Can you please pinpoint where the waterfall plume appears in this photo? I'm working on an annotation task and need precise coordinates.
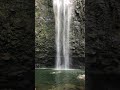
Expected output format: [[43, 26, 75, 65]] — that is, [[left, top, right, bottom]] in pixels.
[[53, 0, 73, 70]]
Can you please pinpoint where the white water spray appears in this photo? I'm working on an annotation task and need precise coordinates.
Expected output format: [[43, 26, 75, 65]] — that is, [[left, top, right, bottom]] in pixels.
[[53, 0, 73, 70]]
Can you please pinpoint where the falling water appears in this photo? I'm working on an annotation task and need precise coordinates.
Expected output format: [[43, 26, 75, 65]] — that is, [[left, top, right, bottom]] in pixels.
[[53, 0, 73, 69]]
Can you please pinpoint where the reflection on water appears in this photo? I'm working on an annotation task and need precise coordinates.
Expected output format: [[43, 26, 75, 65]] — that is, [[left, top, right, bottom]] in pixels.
[[35, 69, 85, 90]]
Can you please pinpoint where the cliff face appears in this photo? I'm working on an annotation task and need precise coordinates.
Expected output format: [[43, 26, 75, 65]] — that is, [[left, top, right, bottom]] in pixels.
[[86, 0, 120, 73], [35, 0, 85, 68], [35, 0, 55, 67], [0, 0, 35, 89], [85, 0, 120, 89]]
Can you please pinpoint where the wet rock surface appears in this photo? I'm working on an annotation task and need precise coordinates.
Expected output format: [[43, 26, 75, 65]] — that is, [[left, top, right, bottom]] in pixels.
[[35, 0, 85, 68]]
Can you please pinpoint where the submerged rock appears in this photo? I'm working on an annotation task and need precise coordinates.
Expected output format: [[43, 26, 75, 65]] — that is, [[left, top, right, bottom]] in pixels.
[[77, 74, 85, 80], [51, 71, 61, 74]]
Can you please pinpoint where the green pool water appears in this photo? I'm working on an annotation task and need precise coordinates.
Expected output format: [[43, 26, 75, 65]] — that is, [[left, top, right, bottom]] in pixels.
[[35, 68, 85, 90]]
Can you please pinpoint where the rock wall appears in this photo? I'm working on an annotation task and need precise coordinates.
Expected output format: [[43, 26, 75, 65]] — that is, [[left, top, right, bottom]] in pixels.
[[86, 0, 120, 73], [35, 0, 85, 68], [85, 0, 120, 90], [0, 0, 34, 89], [35, 0, 55, 67]]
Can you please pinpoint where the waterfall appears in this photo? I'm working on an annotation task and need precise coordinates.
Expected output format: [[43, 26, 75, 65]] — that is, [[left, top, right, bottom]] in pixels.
[[53, 0, 73, 70]]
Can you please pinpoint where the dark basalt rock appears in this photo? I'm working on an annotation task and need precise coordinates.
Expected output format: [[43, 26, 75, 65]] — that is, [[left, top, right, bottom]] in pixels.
[[86, 0, 120, 74], [0, 0, 34, 89]]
